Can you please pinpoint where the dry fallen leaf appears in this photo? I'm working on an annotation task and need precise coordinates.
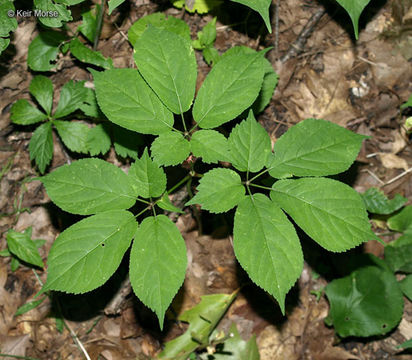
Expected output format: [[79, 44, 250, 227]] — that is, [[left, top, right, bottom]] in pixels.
[[378, 153, 409, 171]]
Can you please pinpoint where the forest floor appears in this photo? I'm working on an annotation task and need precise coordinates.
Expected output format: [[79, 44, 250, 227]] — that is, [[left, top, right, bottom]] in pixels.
[[1, 0, 412, 359]]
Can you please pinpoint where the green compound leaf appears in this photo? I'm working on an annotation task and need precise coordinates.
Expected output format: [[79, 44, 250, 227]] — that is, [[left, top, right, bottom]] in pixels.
[[193, 52, 265, 129], [28, 31, 66, 72], [29, 122, 53, 174], [108, 0, 126, 15], [10, 99, 47, 125], [400, 274, 412, 301], [325, 266, 403, 337], [129, 148, 167, 198], [190, 129, 230, 164], [233, 194, 302, 314], [334, 0, 371, 39], [54, 80, 88, 119], [157, 193, 184, 214], [388, 205, 412, 232], [54, 120, 90, 154], [361, 188, 407, 215], [213, 323, 260, 360], [93, 68, 174, 135], [227, 110, 271, 173], [29, 75, 53, 116], [159, 292, 237, 360], [186, 168, 245, 213], [133, 26, 197, 114], [151, 132, 190, 166], [230, 0, 272, 32], [41, 158, 137, 215], [0, 1, 17, 38], [69, 38, 113, 69], [268, 119, 367, 179], [384, 232, 412, 273], [112, 125, 144, 159], [86, 124, 111, 156], [44, 210, 137, 293], [128, 13, 191, 47], [271, 178, 374, 252], [6, 229, 44, 268], [78, 5, 99, 43], [15, 297, 47, 317], [33, 0, 72, 28], [129, 215, 187, 330]]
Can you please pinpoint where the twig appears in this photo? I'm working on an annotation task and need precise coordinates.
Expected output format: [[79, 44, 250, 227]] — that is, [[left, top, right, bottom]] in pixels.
[[361, 169, 385, 185], [280, 7, 326, 63], [383, 167, 412, 186], [104, 276, 132, 316], [64, 321, 92, 360], [93, 0, 105, 51]]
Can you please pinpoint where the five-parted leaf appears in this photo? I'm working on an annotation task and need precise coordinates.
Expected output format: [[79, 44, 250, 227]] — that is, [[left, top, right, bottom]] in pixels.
[[234, 194, 302, 313], [267, 119, 367, 179], [129, 148, 167, 198], [41, 158, 137, 215], [93, 68, 174, 135], [129, 215, 187, 329], [193, 52, 265, 129], [151, 132, 191, 166], [44, 210, 137, 293], [228, 110, 271, 172], [271, 178, 374, 252], [190, 130, 230, 164], [186, 168, 245, 213], [134, 26, 197, 114]]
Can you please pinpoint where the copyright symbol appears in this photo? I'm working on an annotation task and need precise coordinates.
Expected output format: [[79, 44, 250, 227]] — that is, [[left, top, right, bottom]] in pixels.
[[7, 10, 15, 17]]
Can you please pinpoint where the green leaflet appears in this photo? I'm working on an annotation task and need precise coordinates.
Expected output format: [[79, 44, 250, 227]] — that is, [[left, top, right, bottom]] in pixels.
[[6, 229, 44, 268], [86, 124, 111, 156], [129, 215, 187, 329], [233, 194, 302, 313], [10, 99, 47, 125], [27, 31, 66, 72], [41, 158, 137, 215], [129, 148, 167, 198], [213, 323, 260, 360], [29, 75, 53, 115], [192, 17, 217, 50], [44, 210, 137, 293], [186, 168, 245, 213], [0, 1, 17, 37], [334, 0, 371, 39], [80, 88, 102, 118], [128, 13, 191, 46], [361, 188, 407, 215], [0, 38, 10, 55], [69, 38, 114, 69], [193, 52, 265, 129], [388, 205, 412, 232], [108, 0, 126, 14], [133, 26, 197, 114], [190, 129, 230, 164], [384, 232, 412, 273], [15, 297, 47, 316], [159, 292, 237, 359], [157, 193, 184, 214], [325, 266, 403, 337], [78, 5, 99, 43], [54, 120, 90, 154], [398, 339, 412, 350], [54, 80, 88, 119], [400, 275, 412, 301], [112, 125, 144, 159], [267, 119, 367, 179], [227, 110, 271, 173], [230, 0, 272, 32], [33, 0, 72, 27], [93, 68, 174, 135], [271, 178, 374, 252], [29, 122, 53, 174], [151, 132, 191, 166], [171, 0, 222, 14], [401, 94, 412, 109]]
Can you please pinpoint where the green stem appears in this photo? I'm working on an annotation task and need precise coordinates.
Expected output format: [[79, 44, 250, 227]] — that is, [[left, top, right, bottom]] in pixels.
[[136, 197, 151, 205], [248, 183, 273, 191], [187, 173, 203, 235], [93, 0, 105, 50], [134, 206, 150, 219], [248, 167, 272, 183], [167, 174, 191, 194], [180, 113, 188, 134]]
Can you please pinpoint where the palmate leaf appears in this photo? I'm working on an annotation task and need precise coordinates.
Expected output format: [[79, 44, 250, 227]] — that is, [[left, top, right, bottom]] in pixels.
[[325, 266, 403, 337], [29, 75, 53, 115], [54, 80, 88, 119], [267, 119, 367, 179], [190, 129, 230, 164], [271, 178, 375, 252], [29, 122, 53, 174], [234, 194, 303, 313], [151, 132, 191, 166], [186, 168, 245, 213], [44, 210, 137, 293], [129, 148, 167, 198], [227, 110, 271, 173], [333, 0, 371, 39], [230, 0, 272, 32], [93, 68, 174, 135], [193, 52, 265, 129], [129, 215, 187, 329], [133, 26, 197, 114], [54, 120, 90, 154], [41, 158, 137, 215]]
